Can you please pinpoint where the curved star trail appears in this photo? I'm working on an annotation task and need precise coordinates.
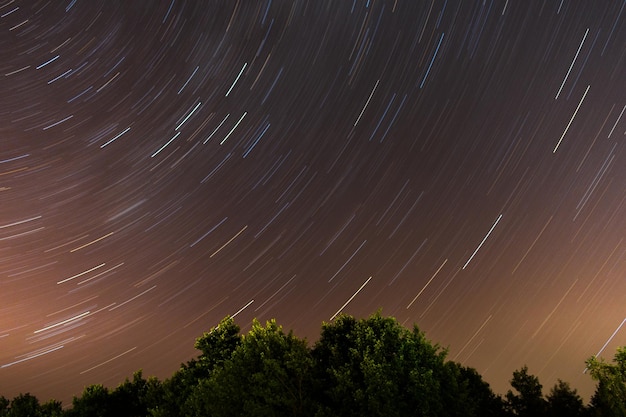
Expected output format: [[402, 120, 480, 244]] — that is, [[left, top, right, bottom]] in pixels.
[[1, 0, 624, 404]]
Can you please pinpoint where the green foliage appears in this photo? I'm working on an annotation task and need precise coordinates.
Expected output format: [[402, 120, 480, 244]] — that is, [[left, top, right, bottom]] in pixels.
[[152, 316, 243, 417], [6, 393, 41, 417], [3, 312, 625, 417], [312, 312, 448, 417], [187, 318, 315, 417], [586, 347, 626, 417], [67, 384, 111, 417], [39, 400, 63, 417], [194, 315, 242, 371], [0, 394, 62, 417]]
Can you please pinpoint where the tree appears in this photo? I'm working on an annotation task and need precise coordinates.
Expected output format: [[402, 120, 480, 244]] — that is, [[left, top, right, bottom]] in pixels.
[[505, 366, 547, 417], [6, 393, 41, 417], [109, 370, 162, 417], [39, 400, 63, 417], [67, 384, 111, 417], [187, 318, 315, 417], [0, 396, 8, 417], [545, 379, 585, 417], [311, 312, 449, 417], [586, 346, 626, 417], [452, 364, 508, 417], [6, 313, 617, 416], [194, 315, 242, 372], [151, 316, 242, 417]]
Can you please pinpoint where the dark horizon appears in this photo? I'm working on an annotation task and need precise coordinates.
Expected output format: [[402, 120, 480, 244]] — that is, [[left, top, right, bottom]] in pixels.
[[1, 0, 624, 405]]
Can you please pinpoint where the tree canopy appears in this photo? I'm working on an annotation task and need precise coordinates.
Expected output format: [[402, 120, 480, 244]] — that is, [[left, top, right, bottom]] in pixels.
[[0, 312, 623, 417], [586, 346, 626, 417]]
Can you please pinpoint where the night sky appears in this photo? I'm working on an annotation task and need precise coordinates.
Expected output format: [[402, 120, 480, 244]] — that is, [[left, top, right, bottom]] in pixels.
[[1, 0, 625, 404]]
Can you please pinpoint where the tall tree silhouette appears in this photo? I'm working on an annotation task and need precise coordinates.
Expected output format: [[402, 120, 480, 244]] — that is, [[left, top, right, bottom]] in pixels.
[[505, 366, 547, 417]]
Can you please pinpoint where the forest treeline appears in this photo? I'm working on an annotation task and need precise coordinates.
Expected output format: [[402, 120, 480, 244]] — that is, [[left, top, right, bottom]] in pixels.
[[1, 312, 625, 417]]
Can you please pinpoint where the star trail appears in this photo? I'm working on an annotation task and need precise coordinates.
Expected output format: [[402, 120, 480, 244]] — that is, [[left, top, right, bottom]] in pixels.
[[1, 0, 624, 404]]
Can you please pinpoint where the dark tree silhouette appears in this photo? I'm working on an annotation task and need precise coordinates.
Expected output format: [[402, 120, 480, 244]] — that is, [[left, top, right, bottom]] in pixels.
[[0, 396, 9, 416], [452, 365, 508, 417], [504, 366, 547, 417], [6, 393, 41, 417], [546, 379, 585, 417]]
